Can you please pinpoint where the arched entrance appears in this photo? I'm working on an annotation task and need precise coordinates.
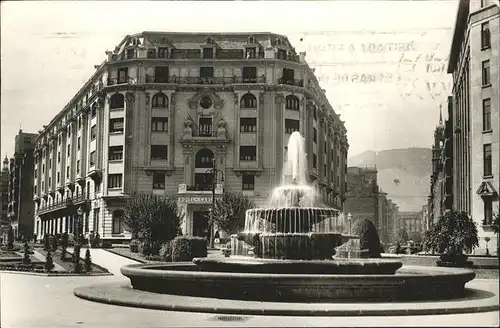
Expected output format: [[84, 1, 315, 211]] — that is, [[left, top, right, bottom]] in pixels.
[[194, 148, 214, 191]]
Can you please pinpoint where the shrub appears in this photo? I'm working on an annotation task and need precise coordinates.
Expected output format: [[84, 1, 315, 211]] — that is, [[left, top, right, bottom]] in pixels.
[[171, 236, 207, 262], [101, 240, 112, 248], [50, 235, 57, 252], [45, 251, 54, 272], [129, 239, 140, 253], [7, 226, 14, 250], [351, 218, 382, 258], [91, 233, 101, 248], [84, 248, 92, 272], [43, 235, 50, 251], [423, 210, 478, 260], [23, 241, 31, 264], [159, 241, 173, 262]]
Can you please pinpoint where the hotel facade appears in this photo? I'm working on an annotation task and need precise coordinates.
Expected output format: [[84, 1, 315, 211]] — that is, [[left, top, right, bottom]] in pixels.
[[33, 32, 348, 242], [447, 0, 499, 253]]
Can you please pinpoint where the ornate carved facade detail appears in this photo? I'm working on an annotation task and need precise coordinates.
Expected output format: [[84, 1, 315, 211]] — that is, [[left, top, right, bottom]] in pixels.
[[188, 89, 224, 109], [183, 118, 194, 138], [216, 119, 227, 138], [275, 93, 284, 104], [125, 92, 135, 105], [259, 92, 265, 106]]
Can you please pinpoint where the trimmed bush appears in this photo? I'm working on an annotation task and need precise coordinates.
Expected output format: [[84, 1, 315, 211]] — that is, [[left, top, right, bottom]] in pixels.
[[7, 226, 14, 250], [159, 241, 174, 262], [43, 235, 50, 251], [351, 218, 382, 258], [45, 251, 54, 272], [171, 236, 207, 262], [84, 248, 92, 272], [51, 235, 58, 252], [23, 242, 31, 264], [129, 239, 140, 253]]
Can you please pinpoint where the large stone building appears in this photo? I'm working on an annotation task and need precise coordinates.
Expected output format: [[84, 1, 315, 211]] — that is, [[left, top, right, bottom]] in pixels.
[[428, 99, 454, 225], [397, 211, 423, 240], [448, 0, 499, 253], [344, 167, 379, 229], [7, 130, 37, 240], [33, 32, 349, 243]]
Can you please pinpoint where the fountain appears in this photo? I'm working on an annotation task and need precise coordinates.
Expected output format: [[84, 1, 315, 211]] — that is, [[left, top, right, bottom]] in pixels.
[[75, 132, 487, 315]]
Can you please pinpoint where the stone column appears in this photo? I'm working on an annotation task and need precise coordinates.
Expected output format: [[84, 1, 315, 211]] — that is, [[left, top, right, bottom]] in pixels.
[[274, 93, 284, 186], [169, 92, 176, 168]]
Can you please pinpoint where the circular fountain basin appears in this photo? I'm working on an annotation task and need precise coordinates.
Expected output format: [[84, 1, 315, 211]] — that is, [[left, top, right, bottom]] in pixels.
[[192, 257, 402, 274], [120, 262, 476, 303]]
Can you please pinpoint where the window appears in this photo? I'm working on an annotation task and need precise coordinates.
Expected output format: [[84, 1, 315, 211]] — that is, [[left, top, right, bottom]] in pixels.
[[245, 47, 256, 59], [57, 152, 61, 163], [482, 60, 490, 86], [76, 160, 80, 174], [281, 68, 294, 84], [57, 172, 60, 184], [153, 172, 166, 189], [109, 118, 124, 133], [48, 177, 51, 188], [242, 174, 255, 190], [78, 117, 82, 130], [483, 98, 491, 131], [91, 105, 97, 118], [126, 48, 135, 59], [203, 47, 214, 59], [67, 144, 71, 157], [483, 144, 492, 176], [285, 95, 299, 110], [151, 145, 168, 160], [240, 118, 257, 132], [240, 146, 256, 161], [147, 49, 156, 58], [195, 149, 214, 168], [158, 47, 167, 58], [112, 209, 124, 234], [110, 93, 125, 109], [34, 168, 37, 179], [109, 146, 123, 161], [66, 166, 69, 178], [91, 125, 97, 140], [241, 94, 257, 109], [481, 22, 491, 49], [313, 107, 317, 120], [313, 154, 317, 168], [199, 117, 213, 136], [108, 174, 122, 189], [77, 137, 81, 151], [484, 199, 493, 225], [285, 119, 299, 134], [242, 67, 257, 83], [89, 151, 96, 167], [117, 68, 128, 84], [200, 67, 214, 78], [152, 92, 168, 108], [151, 117, 169, 132], [154, 66, 169, 83], [278, 49, 287, 60], [313, 128, 317, 143]]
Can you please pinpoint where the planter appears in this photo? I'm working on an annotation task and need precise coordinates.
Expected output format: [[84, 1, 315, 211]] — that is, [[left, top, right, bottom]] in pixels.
[[437, 253, 474, 268]]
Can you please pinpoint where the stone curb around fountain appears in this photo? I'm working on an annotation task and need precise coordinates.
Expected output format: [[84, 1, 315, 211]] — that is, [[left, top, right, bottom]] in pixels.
[[74, 278, 499, 317]]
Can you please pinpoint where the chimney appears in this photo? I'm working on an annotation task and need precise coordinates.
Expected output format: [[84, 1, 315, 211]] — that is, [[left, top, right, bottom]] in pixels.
[[299, 51, 306, 63]]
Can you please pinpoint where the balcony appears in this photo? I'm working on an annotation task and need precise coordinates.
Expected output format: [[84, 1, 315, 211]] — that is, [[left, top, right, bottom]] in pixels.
[[169, 76, 266, 85], [278, 77, 304, 87], [178, 183, 223, 195], [37, 194, 90, 216], [107, 77, 135, 86]]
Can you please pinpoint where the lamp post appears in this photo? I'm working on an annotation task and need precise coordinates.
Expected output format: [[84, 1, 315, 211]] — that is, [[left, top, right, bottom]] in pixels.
[[206, 157, 224, 249], [74, 206, 84, 272], [348, 213, 352, 234]]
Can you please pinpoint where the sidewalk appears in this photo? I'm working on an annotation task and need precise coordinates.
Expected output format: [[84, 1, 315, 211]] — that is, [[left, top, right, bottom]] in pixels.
[[32, 250, 65, 272]]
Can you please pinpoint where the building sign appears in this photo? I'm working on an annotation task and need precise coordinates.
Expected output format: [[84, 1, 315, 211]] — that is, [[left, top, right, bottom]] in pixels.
[[177, 196, 213, 204]]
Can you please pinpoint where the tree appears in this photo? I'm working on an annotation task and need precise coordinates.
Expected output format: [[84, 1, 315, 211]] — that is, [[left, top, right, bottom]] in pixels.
[[409, 231, 423, 244], [491, 207, 499, 255], [351, 218, 381, 258], [423, 210, 478, 260], [123, 192, 182, 246], [7, 225, 14, 250], [23, 241, 31, 264], [211, 191, 255, 234], [84, 248, 92, 272]]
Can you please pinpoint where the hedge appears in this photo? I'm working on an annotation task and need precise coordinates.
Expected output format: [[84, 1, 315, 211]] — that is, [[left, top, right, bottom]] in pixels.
[[169, 236, 208, 262]]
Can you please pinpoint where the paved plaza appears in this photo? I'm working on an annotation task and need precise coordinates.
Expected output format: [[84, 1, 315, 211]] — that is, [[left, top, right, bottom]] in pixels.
[[1, 249, 499, 327]]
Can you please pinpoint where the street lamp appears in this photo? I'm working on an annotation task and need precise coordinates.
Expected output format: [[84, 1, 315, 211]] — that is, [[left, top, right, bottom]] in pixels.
[[206, 157, 224, 249], [348, 213, 352, 234], [74, 206, 84, 272]]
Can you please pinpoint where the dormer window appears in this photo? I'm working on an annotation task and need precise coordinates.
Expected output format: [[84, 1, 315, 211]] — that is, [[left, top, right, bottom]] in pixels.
[[245, 48, 256, 59], [248, 36, 255, 44], [158, 47, 168, 59], [126, 48, 135, 59], [147, 49, 157, 59], [206, 37, 215, 45], [203, 47, 214, 59]]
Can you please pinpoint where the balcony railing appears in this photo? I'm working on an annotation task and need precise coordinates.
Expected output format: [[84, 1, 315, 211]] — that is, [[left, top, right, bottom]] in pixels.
[[107, 77, 135, 86], [187, 185, 212, 192], [278, 77, 304, 87], [37, 194, 89, 215], [170, 76, 266, 85]]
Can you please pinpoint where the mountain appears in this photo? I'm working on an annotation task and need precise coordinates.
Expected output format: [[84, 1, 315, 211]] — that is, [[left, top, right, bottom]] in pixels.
[[348, 148, 432, 212]]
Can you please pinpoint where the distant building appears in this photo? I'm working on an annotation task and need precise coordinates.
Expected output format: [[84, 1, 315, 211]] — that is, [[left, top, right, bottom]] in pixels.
[[0, 156, 9, 241], [345, 166, 381, 233], [428, 98, 454, 226], [420, 203, 430, 232], [7, 130, 37, 240], [447, 0, 499, 254], [386, 200, 399, 243], [397, 211, 422, 240]]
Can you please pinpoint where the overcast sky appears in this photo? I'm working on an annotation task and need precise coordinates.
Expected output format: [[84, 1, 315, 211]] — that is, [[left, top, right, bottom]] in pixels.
[[1, 0, 458, 159]]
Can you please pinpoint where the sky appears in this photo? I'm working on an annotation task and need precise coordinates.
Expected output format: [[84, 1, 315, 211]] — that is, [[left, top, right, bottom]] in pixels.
[[1, 0, 458, 159]]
